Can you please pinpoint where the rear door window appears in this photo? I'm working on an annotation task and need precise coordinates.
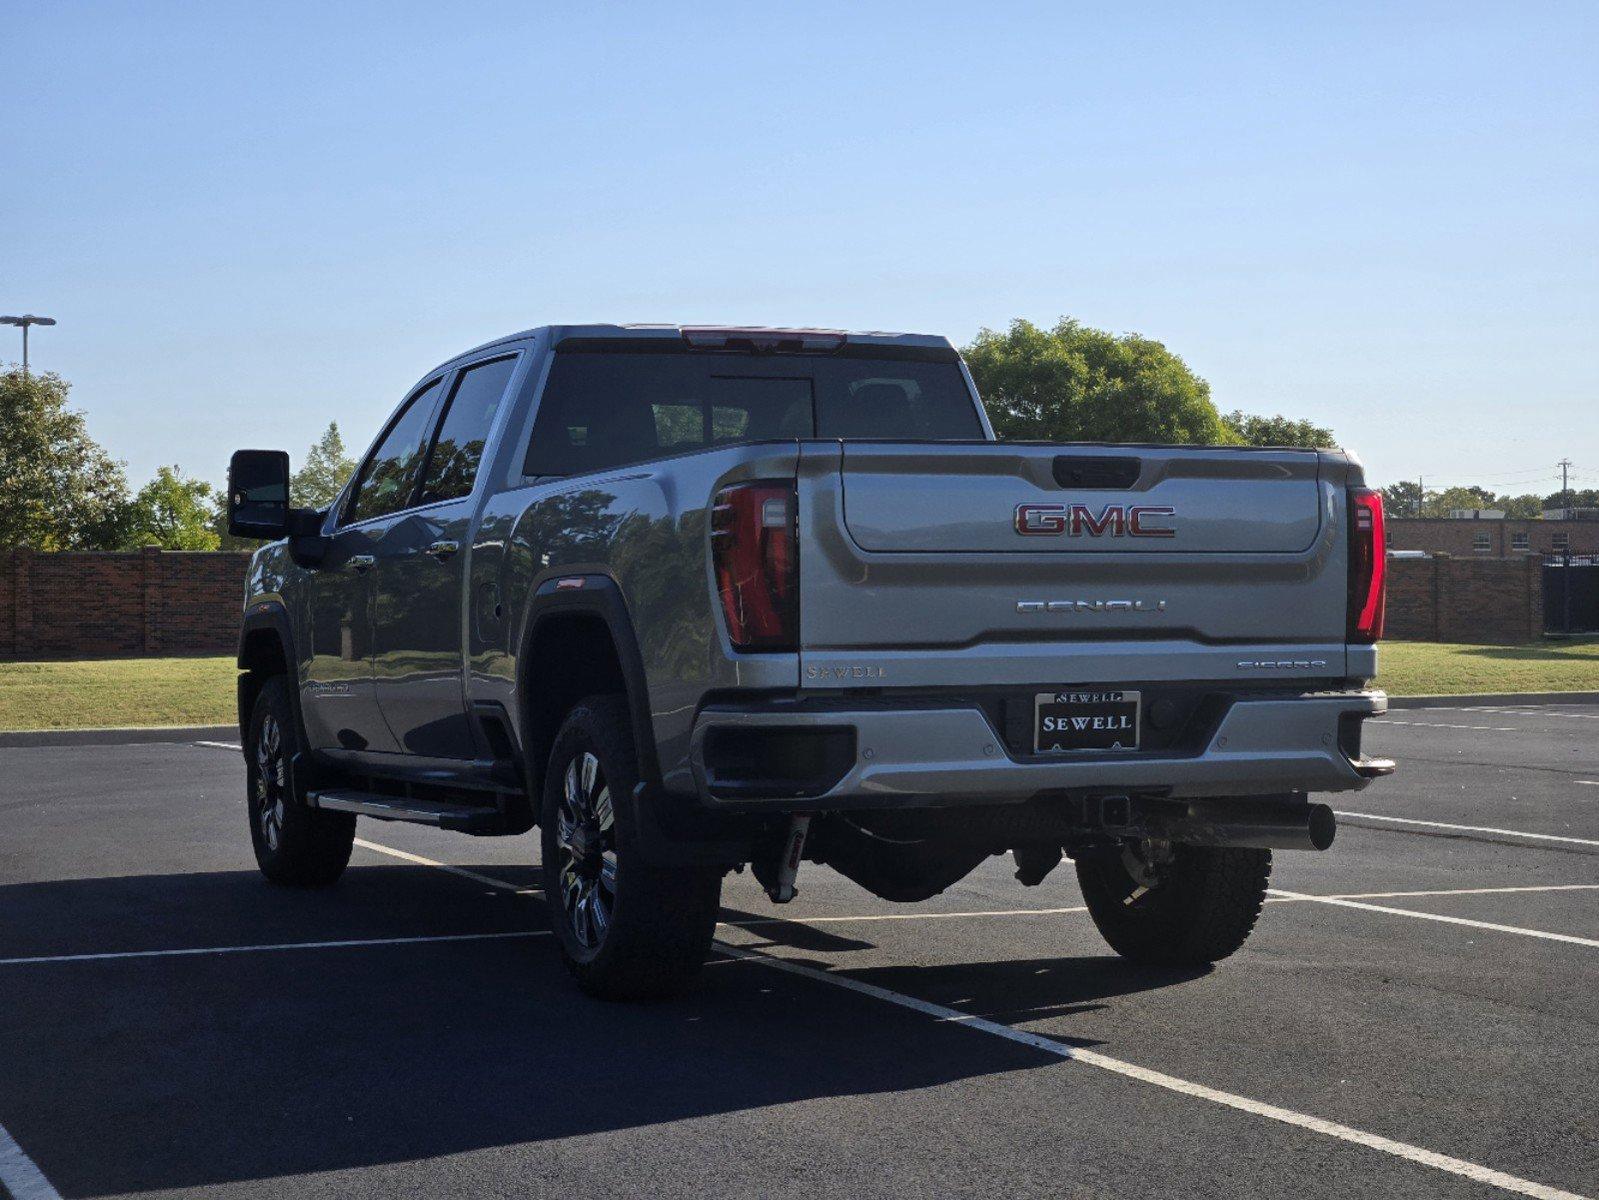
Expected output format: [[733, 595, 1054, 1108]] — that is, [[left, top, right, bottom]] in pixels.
[[418, 355, 518, 504], [344, 380, 442, 524]]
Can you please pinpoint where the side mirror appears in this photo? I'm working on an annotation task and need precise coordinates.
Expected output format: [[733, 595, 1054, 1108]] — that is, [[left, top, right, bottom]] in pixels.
[[228, 450, 292, 539]]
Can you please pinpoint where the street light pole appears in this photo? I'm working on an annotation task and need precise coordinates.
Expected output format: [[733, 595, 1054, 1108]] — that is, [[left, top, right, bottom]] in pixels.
[[0, 314, 58, 378]]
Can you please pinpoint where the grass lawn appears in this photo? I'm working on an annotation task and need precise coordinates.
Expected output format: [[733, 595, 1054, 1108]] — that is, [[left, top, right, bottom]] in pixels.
[[1376, 639, 1599, 696], [0, 656, 236, 731], [1, 641, 1596, 731]]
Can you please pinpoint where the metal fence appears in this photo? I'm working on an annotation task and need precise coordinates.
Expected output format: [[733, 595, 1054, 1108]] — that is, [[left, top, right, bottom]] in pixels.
[[1543, 554, 1599, 634]]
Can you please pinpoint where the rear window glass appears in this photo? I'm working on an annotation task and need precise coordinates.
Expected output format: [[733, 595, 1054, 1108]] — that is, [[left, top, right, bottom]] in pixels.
[[524, 351, 982, 476]]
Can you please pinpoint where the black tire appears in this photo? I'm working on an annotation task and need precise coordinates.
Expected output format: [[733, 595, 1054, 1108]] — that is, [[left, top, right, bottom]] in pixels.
[[247, 676, 355, 886], [540, 695, 722, 1001], [1076, 842, 1271, 966]]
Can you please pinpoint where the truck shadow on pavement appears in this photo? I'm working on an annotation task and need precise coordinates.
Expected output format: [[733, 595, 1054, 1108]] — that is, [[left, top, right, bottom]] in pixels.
[[0, 864, 1199, 1195]]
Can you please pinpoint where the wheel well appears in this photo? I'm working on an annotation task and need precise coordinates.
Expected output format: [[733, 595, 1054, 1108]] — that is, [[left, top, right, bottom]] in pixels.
[[238, 627, 289, 742], [521, 612, 629, 796]]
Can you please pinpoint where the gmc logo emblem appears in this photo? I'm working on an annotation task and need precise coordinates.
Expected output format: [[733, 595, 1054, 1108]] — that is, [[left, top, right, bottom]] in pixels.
[[1014, 503, 1176, 538]]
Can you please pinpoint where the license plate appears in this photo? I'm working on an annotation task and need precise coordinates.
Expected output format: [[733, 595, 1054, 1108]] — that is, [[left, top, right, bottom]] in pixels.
[[1034, 690, 1141, 753]]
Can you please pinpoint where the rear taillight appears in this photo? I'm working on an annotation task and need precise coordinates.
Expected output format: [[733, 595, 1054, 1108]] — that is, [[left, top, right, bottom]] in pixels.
[[711, 482, 797, 650], [1348, 487, 1386, 643]]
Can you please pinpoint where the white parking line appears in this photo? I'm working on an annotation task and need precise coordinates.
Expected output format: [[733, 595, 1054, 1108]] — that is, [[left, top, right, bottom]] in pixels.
[[1578, 781, 1599, 787], [728, 906, 1090, 926], [736, 885, 1599, 926], [0, 930, 547, 967], [1335, 810, 1599, 848], [359, 838, 1591, 1200], [352, 837, 541, 894], [1451, 708, 1599, 721], [0, 1119, 61, 1200], [1266, 889, 1599, 949], [194, 740, 242, 750], [1381, 720, 1522, 732], [713, 942, 1590, 1200], [352, 833, 1599, 936], [1311, 884, 1599, 901]]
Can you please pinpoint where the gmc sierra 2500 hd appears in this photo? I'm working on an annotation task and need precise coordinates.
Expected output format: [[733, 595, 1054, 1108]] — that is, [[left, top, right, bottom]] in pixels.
[[227, 324, 1392, 1000]]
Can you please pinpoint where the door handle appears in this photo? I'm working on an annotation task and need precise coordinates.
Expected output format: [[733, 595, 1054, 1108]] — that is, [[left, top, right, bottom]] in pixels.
[[426, 540, 460, 561], [347, 554, 375, 573]]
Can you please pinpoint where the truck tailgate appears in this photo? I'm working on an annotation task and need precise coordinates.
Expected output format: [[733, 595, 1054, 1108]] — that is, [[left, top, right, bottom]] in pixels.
[[797, 442, 1351, 688]]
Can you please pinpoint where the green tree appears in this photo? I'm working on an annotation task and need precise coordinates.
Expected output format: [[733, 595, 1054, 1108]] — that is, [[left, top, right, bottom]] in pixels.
[[127, 465, 220, 550], [0, 367, 134, 549], [1220, 410, 1335, 448], [964, 318, 1231, 444], [291, 421, 357, 510], [1380, 480, 1424, 518], [1498, 493, 1545, 519], [1421, 485, 1498, 517], [1544, 487, 1599, 510]]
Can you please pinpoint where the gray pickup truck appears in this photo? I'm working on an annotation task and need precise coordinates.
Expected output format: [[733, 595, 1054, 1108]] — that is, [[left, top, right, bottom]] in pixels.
[[227, 324, 1392, 1000]]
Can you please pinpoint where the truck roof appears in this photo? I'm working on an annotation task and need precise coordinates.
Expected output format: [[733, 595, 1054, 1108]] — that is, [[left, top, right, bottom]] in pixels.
[[450, 323, 957, 363]]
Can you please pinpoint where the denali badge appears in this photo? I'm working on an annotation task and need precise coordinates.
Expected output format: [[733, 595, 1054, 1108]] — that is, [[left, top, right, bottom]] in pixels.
[[1015, 503, 1176, 538], [1018, 599, 1168, 614]]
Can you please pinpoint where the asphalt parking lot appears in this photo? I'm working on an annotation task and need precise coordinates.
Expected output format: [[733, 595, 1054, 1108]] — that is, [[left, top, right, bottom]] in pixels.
[[1, 704, 1595, 1199]]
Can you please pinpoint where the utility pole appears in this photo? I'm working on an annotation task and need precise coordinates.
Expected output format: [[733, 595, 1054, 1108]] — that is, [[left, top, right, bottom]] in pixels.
[[1555, 459, 1574, 635], [0, 314, 57, 378]]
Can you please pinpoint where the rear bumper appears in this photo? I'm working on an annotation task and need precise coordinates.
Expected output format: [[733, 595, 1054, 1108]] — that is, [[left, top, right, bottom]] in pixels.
[[689, 690, 1388, 810]]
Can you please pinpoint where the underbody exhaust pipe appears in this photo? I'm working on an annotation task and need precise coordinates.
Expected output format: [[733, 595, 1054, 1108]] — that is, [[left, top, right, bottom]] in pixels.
[[1155, 800, 1337, 851]]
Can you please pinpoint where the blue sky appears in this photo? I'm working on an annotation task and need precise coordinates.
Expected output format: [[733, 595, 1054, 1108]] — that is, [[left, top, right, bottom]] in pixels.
[[5, 1, 1596, 497]]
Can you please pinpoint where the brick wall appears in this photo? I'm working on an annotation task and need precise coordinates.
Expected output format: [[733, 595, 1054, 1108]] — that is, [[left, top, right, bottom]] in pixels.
[[0, 545, 1552, 658], [1, 549, 252, 661], [1385, 555, 1544, 644], [1388, 518, 1599, 558]]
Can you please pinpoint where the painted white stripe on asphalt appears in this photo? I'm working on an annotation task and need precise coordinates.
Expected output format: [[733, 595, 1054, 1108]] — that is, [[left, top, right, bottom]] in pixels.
[[1313, 884, 1599, 901], [1460, 708, 1599, 721], [736, 886, 1599, 926], [193, 740, 243, 750], [1577, 781, 1599, 787], [1409, 705, 1599, 718], [0, 930, 547, 967], [713, 941, 1591, 1200], [1267, 889, 1599, 948], [359, 838, 1593, 1199], [727, 906, 1090, 926], [352, 836, 541, 893], [1335, 810, 1599, 848], [1382, 720, 1521, 732], [0, 1118, 62, 1200]]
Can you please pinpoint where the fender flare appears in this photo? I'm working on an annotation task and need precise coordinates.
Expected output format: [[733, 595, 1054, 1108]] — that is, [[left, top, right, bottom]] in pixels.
[[515, 573, 662, 790], [237, 600, 302, 746]]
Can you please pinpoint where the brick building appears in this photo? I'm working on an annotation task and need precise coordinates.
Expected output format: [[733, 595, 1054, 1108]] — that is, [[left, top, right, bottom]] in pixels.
[[1386, 517, 1599, 558]]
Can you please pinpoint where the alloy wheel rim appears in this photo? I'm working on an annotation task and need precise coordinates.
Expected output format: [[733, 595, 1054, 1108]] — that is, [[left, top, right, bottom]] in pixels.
[[554, 750, 617, 950], [254, 713, 287, 852]]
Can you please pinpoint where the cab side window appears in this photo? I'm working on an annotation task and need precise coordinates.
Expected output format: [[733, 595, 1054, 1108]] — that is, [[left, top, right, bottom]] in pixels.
[[344, 380, 441, 524], [418, 356, 518, 505]]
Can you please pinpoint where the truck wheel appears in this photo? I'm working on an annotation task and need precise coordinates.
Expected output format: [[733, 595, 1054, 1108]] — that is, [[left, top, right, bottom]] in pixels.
[[540, 695, 722, 1001], [246, 676, 355, 886], [1076, 842, 1270, 966]]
